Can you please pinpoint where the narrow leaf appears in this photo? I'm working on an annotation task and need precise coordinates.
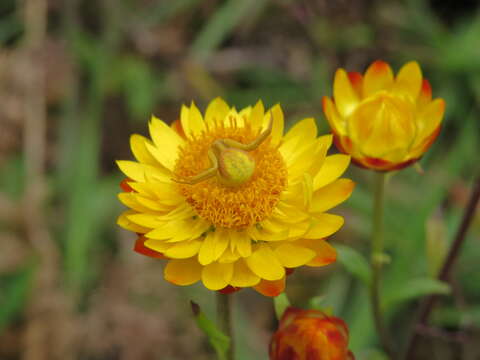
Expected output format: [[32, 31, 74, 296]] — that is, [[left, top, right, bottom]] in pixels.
[[382, 278, 450, 310], [335, 244, 372, 285], [191, 301, 230, 360]]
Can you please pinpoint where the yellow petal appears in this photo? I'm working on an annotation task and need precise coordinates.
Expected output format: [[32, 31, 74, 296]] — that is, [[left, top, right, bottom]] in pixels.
[[412, 98, 445, 149], [205, 97, 230, 128], [201, 262, 233, 290], [348, 94, 416, 158], [313, 154, 351, 190], [148, 116, 184, 169], [283, 117, 317, 143], [146, 218, 210, 242], [311, 178, 355, 213], [274, 243, 315, 268], [230, 260, 260, 287], [333, 69, 360, 118], [245, 244, 285, 281], [117, 210, 150, 233], [213, 228, 230, 261], [144, 239, 172, 253], [304, 213, 345, 239], [164, 258, 202, 286], [117, 192, 151, 213], [145, 142, 177, 172], [297, 239, 337, 267], [127, 213, 164, 228], [394, 61, 422, 99], [268, 104, 284, 147], [116, 160, 170, 182], [134, 194, 171, 212], [249, 100, 265, 131], [322, 96, 347, 136], [198, 232, 216, 265], [130, 134, 157, 166], [247, 226, 289, 242], [230, 231, 251, 257], [116, 160, 146, 182], [184, 101, 206, 138], [164, 240, 202, 259], [363, 60, 394, 97], [253, 278, 285, 297], [218, 248, 241, 263]]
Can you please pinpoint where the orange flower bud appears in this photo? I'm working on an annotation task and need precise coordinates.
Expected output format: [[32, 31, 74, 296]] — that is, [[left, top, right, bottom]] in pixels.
[[270, 307, 354, 360], [323, 60, 445, 171]]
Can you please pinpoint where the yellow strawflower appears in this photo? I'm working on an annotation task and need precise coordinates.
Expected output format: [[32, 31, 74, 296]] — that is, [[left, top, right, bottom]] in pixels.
[[117, 98, 354, 296], [323, 60, 445, 171]]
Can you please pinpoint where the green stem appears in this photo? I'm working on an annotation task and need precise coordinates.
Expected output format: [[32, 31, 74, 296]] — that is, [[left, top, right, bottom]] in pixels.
[[217, 292, 234, 360], [370, 172, 395, 358]]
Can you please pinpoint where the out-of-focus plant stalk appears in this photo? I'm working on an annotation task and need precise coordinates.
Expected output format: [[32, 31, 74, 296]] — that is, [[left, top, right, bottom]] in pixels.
[[22, 0, 62, 358], [217, 293, 234, 360], [370, 172, 395, 358], [404, 176, 480, 359]]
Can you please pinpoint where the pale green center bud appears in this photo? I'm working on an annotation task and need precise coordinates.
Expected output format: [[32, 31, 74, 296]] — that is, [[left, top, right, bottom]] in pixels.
[[214, 144, 256, 186]]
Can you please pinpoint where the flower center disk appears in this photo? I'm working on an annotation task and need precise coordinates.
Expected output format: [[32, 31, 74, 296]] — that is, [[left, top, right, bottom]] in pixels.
[[174, 125, 287, 229]]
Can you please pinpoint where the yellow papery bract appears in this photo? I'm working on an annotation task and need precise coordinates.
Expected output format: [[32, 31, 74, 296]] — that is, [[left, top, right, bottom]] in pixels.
[[116, 97, 353, 296], [324, 60, 445, 171], [246, 245, 285, 281], [202, 262, 233, 290]]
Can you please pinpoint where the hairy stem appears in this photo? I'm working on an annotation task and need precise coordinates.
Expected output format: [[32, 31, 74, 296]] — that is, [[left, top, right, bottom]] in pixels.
[[370, 172, 395, 358], [217, 292, 234, 360]]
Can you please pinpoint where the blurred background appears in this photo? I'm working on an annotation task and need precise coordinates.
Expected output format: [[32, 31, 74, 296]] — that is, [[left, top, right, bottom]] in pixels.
[[0, 0, 479, 359]]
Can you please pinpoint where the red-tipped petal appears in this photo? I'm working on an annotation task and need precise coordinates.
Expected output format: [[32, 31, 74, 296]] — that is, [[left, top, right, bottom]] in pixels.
[[218, 285, 242, 295], [347, 71, 363, 97], [254, 277, 285, 297], [120, 178, 135, 192], [134, 236, 167, 259]]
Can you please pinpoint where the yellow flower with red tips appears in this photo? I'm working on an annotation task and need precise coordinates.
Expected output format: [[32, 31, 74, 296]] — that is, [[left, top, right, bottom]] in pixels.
[[270, 307, 355, 360], [116, 98, 354, 296], [323, 60, 445, 171]]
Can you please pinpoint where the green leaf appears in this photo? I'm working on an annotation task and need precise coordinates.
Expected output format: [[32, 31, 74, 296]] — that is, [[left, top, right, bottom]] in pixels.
[[189, 0, 268, 62], [274, 293, 290, 320], [120, 57, 157, 121], [335, 244, 372, 285], [0, 263, 35, 332], [425, 213, 448, 277], [382, 278, 450, 311], [191, 302, 230, 360]]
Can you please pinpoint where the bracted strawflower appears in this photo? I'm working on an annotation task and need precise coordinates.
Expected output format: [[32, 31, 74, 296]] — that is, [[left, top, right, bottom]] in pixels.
[[116, 98, 354, 296], [270, 307, 355, 360], [323, 60, 445, 171]]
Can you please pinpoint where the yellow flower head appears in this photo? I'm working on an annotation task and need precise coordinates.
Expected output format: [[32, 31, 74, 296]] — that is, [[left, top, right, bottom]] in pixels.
[[269, 307, 355, 360], [323, 60, 445, 171], [117, 98, 354, 296]]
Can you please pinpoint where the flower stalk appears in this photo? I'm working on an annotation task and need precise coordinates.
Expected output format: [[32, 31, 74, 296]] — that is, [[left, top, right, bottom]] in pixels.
[[217, 292, 234, 360], [370, 172, 394, 358]]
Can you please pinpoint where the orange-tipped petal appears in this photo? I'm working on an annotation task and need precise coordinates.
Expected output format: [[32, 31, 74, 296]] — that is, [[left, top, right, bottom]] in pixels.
[[120, 178, 135, 192], [394, 61, 423, 99], [170, 119, 186, 138], [362, 60, 394, 97], [348, 71, 363, 97], [333, 69, 360, 118], [134, 236, 168, 259], [322, 96, 347, 136], [296, 239, 337, 267], [417, 79, 432, 107], [254, 277, 285, 297]]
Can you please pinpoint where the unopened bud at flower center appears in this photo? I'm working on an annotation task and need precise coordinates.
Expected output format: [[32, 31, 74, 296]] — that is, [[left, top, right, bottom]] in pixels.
[[213, 141, 256, 186]]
